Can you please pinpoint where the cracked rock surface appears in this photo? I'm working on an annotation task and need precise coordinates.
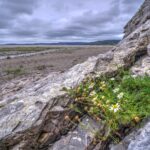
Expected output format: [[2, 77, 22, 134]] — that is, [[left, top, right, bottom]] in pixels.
[[0, 0, 150, 149], [49, 116, 103, 150]]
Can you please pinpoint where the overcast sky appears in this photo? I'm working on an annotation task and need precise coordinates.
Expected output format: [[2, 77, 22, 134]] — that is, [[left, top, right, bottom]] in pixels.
[[0, 0, 144, 44]]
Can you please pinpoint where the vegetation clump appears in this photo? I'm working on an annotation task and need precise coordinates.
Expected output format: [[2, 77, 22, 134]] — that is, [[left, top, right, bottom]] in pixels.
[[67, 70, 150, 141], [5, 67, 25, 77], [0, 47, 55, 52]]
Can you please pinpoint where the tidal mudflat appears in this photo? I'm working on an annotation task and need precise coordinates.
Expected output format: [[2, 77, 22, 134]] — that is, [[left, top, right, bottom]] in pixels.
[[0, 45, 113, 85]]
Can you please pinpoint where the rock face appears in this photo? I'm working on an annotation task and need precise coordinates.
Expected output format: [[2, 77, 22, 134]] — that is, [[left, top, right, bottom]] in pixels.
[[110, 119, 150, 150], [0, 0, 150, 150], [0, 52, 114, 149], [127, 120, 150, 150], [49, 116, 103, 150], [148, 43, 150, 56], [124, 0, 150, 38]]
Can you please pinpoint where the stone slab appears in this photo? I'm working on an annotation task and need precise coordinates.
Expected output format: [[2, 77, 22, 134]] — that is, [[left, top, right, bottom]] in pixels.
[[49, 116, 103, 150]]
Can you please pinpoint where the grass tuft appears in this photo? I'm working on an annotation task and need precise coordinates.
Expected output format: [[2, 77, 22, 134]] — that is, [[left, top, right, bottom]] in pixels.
[[67, 71, 150, 141], [5, 67, 25, 77]]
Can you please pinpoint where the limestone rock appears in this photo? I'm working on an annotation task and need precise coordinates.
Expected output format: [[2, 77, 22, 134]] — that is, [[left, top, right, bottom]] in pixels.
[[131, 56, 150, 76], [127, 120, 150, 150], [124, 0, 150, 37], [0, 52, 113, 149], [0, 49, 56, 60], [0, 0, 150, 149], [148, 44, 150, 56], [49, 116, 103, 150], [110, 119, 150, 150]]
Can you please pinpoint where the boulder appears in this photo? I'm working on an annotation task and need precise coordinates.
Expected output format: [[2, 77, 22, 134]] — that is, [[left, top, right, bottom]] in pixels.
[[110, 119, 150, 150], [0, 0, 150, 149], [49, 116, 103, 150], [124, 0, 150, 38]]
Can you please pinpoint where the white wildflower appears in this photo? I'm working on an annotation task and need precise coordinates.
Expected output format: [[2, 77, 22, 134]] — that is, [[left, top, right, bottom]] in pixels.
[[113, 88, 119, 93], [95, 74, 100, 78], [110, 103, 120, 113], [101, 81, 105, 84], [89, 83, 94, 89], [110, 78, 115, 81], [90, 91, 96, 96], [101, 96, 105, 99], [92, 96, 97, 102], [117, 92, 124, 99], [131, 75, 137, 78]]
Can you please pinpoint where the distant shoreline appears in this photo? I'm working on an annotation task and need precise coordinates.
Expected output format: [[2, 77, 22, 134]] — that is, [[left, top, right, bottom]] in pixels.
[[0, 40, 120, 47], [0, 44, 115, 48]]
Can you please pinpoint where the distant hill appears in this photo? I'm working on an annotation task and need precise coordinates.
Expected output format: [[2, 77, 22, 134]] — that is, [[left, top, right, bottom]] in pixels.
[[88, 40, 120, 45], [48, 40, 120, 45], [2, 40, 120, 46]]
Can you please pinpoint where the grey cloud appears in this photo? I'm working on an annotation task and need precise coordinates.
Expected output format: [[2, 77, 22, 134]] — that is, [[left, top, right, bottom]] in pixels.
[[0, 0, 144, 43], [0, 19, 11, 28], [9, 19, 50, 38], [122, 0, 143, 5], [121, 0, 144, 14], [46, 24, 122, 40], [0, 0, 39, 29], [12, 29, 38, 37], [72, 3, 119, 27], [1, 0, 38, 15], [45, 1, 121, 39]]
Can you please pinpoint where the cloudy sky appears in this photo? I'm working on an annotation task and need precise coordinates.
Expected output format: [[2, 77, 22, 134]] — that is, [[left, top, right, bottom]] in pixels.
[[0, 0, 144, 44]]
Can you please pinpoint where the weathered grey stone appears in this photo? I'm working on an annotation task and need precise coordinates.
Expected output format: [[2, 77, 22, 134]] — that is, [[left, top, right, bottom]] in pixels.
[[49, 116, 103, 150], [124, 0, 150, 38], [131, 56, 150, 76], [110, 144, 126, 150], [0, 49, 57, 60], [148, 44, 150, 56], [110, 119, 150, 150], [127, 121, 150, 150], [0, 0, 150, 149], [112, 19, 150, 68], [0, 52, 112, 149]]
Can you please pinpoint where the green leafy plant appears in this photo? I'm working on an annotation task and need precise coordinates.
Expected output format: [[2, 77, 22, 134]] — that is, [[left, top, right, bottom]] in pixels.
[[67, 71, 150, 141]]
